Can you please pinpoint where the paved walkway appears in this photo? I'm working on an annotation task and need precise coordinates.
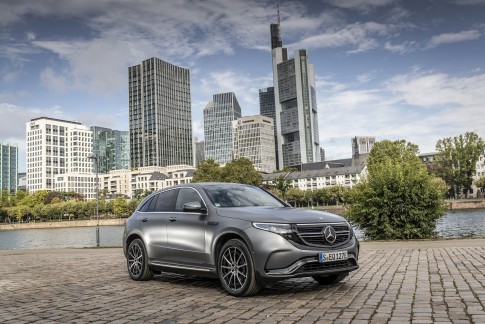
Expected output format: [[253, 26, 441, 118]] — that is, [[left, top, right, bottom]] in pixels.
[[1, 240, 484, 323]]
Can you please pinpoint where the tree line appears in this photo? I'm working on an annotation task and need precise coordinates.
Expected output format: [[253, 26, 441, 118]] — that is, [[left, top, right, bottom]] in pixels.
[[0, 189, 147, 224]]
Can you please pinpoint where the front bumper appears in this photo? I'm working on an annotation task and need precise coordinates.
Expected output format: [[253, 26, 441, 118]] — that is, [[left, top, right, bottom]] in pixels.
[[244, 226, 359, 281]]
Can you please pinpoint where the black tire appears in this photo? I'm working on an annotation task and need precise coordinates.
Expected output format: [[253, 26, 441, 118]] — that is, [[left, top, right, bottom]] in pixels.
[[313, 272, 348, 285], [127, 238, 154, 281], [218, 239, 261, 297]]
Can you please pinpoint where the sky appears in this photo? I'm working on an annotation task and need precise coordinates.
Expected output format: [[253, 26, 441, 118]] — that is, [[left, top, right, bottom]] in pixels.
[[1, 0, 484, 172]]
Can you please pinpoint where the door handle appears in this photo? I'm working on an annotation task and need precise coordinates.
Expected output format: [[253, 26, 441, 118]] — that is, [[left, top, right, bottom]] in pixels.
[[141, 217, 149, 222], [169, 217, 177, 222]]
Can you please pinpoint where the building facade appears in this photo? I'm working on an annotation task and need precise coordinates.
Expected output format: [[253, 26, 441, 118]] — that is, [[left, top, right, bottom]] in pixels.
[[232, 115, 276, 173], [203, 92, 241, 164], [26, 117, 93, 194], [262, 165, 367, 191], [129, 57, 193, 168], [194, 139, 205, 166], [270, 22, 321, 169], [91, 126, 130, 173], [259, 86, 279, 168], [1, 142, 18, 192], [93, 165, 194, 198]]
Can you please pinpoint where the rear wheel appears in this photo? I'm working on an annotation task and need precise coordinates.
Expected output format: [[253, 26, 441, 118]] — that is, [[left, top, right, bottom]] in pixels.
[[218, 239, 261, 297], [127, 238, 154, 281], [312, 272, 348, 285]]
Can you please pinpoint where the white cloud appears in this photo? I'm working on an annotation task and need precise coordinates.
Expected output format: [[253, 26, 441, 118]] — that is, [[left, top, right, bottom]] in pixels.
[[317, 70, 485, 159], [428, 30, 481, 48], [325, 0, 396, 11], [26, 32, 36, 41], [199, 70, 273, 115], [287, 22, 390, 53], [384, 40, 417, 54]]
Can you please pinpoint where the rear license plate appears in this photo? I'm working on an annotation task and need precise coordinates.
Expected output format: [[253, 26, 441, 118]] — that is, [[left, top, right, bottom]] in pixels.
[[319, 251, 348, 263]]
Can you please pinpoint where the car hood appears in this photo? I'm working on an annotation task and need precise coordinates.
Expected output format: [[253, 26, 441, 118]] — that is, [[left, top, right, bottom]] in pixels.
[[215, 207, 345, 224]]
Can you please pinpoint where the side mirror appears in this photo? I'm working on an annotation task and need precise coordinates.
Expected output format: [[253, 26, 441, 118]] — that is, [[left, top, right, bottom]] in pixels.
[[183, 201, 207, 213]]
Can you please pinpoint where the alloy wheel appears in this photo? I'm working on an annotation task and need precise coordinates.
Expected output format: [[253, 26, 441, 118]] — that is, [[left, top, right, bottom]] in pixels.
[[128, 243, 143, 277], [220, 246, 248, 292]]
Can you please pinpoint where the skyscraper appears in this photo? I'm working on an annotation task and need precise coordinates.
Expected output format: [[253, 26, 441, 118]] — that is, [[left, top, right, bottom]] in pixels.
[[129, 57, 193, 168], [259, 87, 279, 168], [203, 92, 241, 164], [91, 126, 130, 173], [26, 117, 93, 193], [1, 142, 18, 192], [232, 115, 276, 173], [270, 15, 321, 169]]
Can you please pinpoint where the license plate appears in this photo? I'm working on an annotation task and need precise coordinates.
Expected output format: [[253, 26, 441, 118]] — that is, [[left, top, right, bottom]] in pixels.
[[319, 251, 348, 263]]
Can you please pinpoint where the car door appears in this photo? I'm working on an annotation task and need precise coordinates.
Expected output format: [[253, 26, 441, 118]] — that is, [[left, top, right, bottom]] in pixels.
[[166, 187, 207, 265], [138, 189, 177, 261]]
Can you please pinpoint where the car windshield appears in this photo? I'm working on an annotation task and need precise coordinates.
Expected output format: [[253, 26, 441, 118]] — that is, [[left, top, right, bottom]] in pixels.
[[203, 184, 285, 208]]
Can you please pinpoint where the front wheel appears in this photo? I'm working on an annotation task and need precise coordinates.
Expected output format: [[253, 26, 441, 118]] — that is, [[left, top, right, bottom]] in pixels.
[[313, 272, 348, 285], [127, 238, 154, 281], [218, 239, 261, 297]]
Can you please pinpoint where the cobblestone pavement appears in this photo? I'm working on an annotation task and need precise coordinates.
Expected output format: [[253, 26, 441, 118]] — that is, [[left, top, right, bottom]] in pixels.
[[1, 240, 484, 323]]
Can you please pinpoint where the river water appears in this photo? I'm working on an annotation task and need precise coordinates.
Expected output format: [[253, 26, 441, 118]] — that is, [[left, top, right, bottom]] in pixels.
[[1, 210, 484, 250]]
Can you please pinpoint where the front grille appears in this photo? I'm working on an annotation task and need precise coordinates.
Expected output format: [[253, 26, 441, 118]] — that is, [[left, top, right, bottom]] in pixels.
[[295, 223, 351, 247], [296, 259, 356, 274]]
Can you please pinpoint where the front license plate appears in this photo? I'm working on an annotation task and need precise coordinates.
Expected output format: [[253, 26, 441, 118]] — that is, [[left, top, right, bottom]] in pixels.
[[319, 251, 348, 263]]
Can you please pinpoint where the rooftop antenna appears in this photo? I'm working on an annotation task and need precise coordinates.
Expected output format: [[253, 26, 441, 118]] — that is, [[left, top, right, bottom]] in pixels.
[[270, 0, 283, 49], [277, 0, 281, 26]]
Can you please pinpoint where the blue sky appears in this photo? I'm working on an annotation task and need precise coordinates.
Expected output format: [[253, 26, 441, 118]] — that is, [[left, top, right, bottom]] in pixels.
[[1, 0, 484, 172]]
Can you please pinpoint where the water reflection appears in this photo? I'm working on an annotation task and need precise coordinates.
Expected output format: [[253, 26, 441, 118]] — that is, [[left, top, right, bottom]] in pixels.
[[0, 226, 124, 250], [436, 209, 485, 238], [0, 210, 484, 250]]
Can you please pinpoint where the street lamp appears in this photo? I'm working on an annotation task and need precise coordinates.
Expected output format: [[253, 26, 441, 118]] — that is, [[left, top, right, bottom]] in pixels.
[[88, 153, 100, 247]]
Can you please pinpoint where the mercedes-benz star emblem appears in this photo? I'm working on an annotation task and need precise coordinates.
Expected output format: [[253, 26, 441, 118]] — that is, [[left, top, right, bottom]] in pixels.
[[324, 226, 336, 244]]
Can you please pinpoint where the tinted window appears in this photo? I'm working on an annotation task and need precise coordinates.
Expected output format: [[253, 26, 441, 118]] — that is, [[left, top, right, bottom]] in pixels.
[[203, 184, 285, 207], [138, 195, 155, 212], [175, 188, 203, 212], [146, 194, 160, 212], [153, 189, 177, 212]]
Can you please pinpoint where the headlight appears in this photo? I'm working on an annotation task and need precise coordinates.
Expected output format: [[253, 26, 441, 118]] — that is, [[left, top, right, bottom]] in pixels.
[[252, 223, 292, 234]]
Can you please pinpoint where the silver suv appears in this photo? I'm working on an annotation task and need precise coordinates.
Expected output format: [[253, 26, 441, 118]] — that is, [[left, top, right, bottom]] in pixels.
[[123, 183, 359, 296]]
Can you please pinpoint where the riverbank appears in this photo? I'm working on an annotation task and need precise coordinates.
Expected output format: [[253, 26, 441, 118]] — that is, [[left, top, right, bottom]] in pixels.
[[0, 218, 126, 231]]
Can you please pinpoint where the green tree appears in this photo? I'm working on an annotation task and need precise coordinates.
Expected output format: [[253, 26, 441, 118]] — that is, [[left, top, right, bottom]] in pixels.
[[435, 132, 485, 198], [18, 190, 49, 208], [475, 177, 485, 192], [286, 188, 305, 207], [0, 190, 12, 208], [347, 140, 447, 240], [221, 158, 263, 186], [192, 159, 222, 182], [113, 197, 129, 217], [273, 175, 292, 200], [44, 191, 63, 204]]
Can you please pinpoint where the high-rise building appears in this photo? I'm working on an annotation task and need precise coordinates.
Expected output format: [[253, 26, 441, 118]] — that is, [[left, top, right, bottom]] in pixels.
[[270, 18, 321, 169], [195, 139, 205, 166], [1, 142, 18, 192], [26, 117, 93, 193], [259, 86, 279, 168], [129, 57, 193, 168], [91, 126, 130, 173], [232, 115, 276, 173], [203, 92, 241, 164]]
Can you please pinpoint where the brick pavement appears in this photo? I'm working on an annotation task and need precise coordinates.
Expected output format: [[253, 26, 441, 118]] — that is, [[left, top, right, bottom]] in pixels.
[[0, 240, 484, 323]]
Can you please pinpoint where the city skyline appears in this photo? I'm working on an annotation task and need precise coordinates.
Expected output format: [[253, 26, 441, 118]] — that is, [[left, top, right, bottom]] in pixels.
[[1, 0, 484, 172]]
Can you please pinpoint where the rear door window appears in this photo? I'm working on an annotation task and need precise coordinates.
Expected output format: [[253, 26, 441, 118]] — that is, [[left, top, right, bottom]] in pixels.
[[153, 189, 177, 212]]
